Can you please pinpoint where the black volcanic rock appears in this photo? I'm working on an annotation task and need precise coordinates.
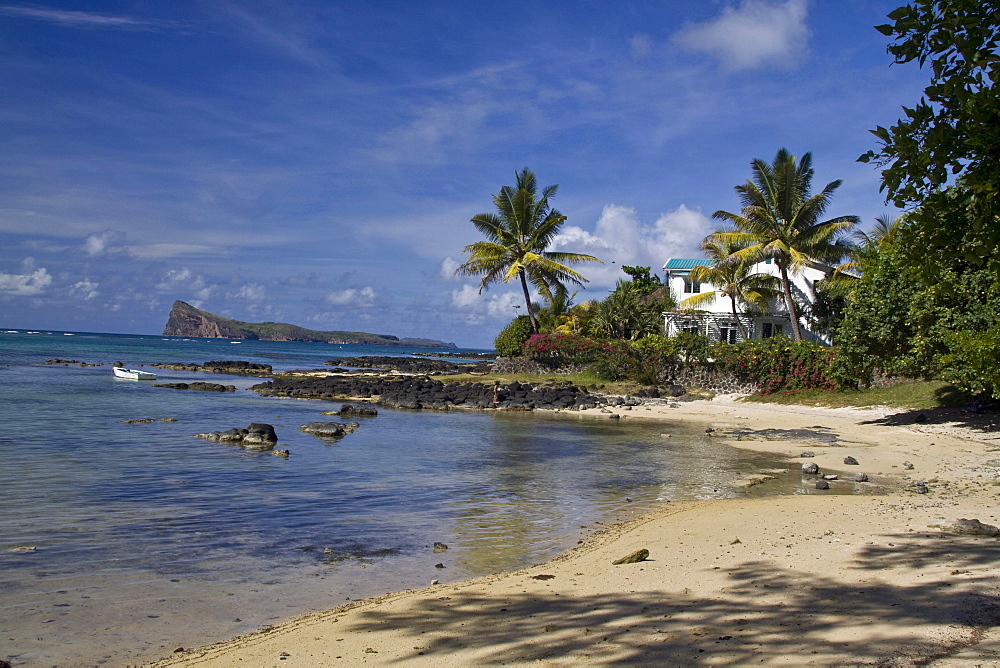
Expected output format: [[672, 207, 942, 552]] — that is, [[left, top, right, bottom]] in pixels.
[[252, 376, 604, 412]]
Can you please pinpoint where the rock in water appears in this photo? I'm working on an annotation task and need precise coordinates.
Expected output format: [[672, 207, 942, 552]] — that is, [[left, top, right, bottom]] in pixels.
[[802, 462, 819, 474], [300, 422, 359, 438], [815, 480, 830, 490], [243, 423, 278, 449], [854, 472, 869, 482], [612, 548, 649, 565], [195, 423, 277, 451], [338, 404, 379, 417]]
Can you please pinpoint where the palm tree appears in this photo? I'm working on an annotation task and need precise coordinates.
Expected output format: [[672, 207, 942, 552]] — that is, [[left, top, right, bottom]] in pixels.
[[532, 283, 578, 334], [712, 149, 858, 340], [822, 214, 907, 297], [588, 280, 663, 340], [456, 168, 601, 333], [681, 234, 780, 340], [855, 213, 905, 249]]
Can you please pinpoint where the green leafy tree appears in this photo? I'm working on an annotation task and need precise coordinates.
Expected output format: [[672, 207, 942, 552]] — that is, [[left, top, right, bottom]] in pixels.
[[494, 315, 534, 357], [860, 1, 1000, 275], [457, 168, 602, 334], [682, 233, 780, 340], [588, 280, 663, 341], [831, 239, 921, 387], [833, 217, 1000, 397], [713, 149, 859, 340], [620, 266, 662, 295]]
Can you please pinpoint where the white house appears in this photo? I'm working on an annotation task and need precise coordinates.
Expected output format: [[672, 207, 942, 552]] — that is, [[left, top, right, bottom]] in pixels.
[[661, 257, 833, 344]]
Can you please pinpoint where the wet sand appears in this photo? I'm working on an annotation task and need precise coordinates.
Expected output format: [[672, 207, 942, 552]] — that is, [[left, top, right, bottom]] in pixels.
[[151, 397, 1000, 666]]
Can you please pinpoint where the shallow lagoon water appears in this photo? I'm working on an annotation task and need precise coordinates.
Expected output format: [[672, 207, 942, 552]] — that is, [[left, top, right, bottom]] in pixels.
[[1, 330, 820, 666]]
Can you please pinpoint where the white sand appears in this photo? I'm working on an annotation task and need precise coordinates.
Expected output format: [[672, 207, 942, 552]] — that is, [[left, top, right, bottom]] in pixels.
[[152, 397, 1000, 666]]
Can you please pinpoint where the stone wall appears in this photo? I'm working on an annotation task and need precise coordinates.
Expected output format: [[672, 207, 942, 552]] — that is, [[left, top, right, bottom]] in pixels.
[[494, 356, 758, 394], [660, 364, 757, 395], [869, 372, 908, 389], [492, 356, 590, 376]]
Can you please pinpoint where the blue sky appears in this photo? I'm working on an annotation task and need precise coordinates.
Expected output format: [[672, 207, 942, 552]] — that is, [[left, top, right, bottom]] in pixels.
[[0, 0, 926, 348]]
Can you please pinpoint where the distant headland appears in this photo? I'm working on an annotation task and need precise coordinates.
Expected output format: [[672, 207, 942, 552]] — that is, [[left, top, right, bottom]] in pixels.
[[162, 300, 456, 348]]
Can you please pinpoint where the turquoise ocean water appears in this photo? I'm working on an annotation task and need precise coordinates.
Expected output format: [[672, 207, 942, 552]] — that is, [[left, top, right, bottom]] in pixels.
[[0, 329, 790, 666]]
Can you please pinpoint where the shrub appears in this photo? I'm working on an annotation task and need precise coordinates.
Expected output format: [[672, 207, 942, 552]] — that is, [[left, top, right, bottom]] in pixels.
[[494, 316, 534, 357], [522, 333, 603, 366], [715, 337, 836, 394]]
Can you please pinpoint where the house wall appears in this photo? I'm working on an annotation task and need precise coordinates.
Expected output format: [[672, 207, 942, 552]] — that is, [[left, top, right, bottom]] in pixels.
[[663, 260, 832, 344]]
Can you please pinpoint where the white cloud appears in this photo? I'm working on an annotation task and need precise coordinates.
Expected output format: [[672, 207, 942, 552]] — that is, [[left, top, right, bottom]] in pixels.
[[83, 229, 129, 257], [0, 267, 53, 296], [438, 256, 463, 281], [0, 6, 173, 31], [450, 285, 521, 318], [325, 286, 377, 307], [128, 243, 221, 259], [70, 279, 99, 301], [155, 268, 214, 301], [551, 203, 710, 290], [228, 283, 267, 301], [630, 34, 653, 61], [373, 100, 491, 164], [673, 0, 809, 71]]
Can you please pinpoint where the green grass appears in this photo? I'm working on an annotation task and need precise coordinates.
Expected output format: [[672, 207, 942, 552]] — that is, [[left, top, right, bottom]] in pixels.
[[743, 381, 974, 410]]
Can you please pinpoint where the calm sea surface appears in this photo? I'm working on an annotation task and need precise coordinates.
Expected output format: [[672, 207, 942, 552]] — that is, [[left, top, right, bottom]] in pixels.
[[0, 330, 793, 666]]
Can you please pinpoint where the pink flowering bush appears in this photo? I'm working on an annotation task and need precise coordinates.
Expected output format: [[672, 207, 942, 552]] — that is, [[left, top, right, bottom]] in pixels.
[[713, 338, 836, 394], [521, 333, 606, 366]]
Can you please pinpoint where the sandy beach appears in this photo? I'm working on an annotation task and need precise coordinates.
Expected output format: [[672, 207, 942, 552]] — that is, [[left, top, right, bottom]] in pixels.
[[151, 397, 1000, 666]]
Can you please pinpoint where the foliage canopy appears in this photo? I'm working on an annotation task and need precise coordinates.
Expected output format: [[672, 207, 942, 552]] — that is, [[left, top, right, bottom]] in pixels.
[[860, 0, 1000, 275]]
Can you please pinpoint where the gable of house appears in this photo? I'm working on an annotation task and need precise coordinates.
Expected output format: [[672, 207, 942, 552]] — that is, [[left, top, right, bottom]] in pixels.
[[661, 256, 836, 344]]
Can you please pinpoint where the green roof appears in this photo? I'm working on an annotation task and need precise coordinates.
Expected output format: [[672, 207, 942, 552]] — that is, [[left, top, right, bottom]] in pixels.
[[663, 258, 714, 270]]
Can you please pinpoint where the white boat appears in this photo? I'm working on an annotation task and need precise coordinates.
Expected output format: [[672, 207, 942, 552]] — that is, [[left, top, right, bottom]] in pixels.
[[113, 367, 157, 380]]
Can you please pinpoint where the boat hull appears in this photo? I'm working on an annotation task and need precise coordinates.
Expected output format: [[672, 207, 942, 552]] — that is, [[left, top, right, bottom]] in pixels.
[[113, 367, 156, 380]]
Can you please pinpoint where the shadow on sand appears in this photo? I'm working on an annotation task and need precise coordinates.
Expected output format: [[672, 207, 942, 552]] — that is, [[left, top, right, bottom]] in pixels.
[[859, 389, 1000, 436], [343, 531, 1000, 664]]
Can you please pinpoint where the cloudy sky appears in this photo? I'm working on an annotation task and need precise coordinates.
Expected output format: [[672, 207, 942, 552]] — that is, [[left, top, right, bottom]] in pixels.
[[0, 0, 925, 348]]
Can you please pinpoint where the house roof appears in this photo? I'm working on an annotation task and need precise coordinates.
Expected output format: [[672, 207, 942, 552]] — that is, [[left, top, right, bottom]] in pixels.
[[663, 258, 713, 270]]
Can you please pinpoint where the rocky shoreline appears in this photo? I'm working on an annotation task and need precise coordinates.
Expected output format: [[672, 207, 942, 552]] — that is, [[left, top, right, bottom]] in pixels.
[[251, 375, 622, 411], [150, 360, 274, 376]]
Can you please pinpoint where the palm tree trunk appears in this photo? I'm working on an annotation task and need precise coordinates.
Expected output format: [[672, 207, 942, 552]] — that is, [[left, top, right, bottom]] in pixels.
[[519, 270, 539, 333], [730, 294, 748, 341], [777, 262, 803, 341]]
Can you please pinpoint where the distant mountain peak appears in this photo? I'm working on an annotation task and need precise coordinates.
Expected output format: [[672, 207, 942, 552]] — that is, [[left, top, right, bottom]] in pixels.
[[162, 301, 455, 348]]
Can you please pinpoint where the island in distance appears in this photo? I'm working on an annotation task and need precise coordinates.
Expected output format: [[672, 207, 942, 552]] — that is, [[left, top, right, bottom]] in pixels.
[[162, 300, 456, 348]]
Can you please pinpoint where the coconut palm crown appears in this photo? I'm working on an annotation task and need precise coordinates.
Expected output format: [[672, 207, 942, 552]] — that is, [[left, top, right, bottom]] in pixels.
[[456, 168, 601, 333], [681, 234, 780, 341], [712, 148, 858, 340], [822, 214, 907, 298]]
